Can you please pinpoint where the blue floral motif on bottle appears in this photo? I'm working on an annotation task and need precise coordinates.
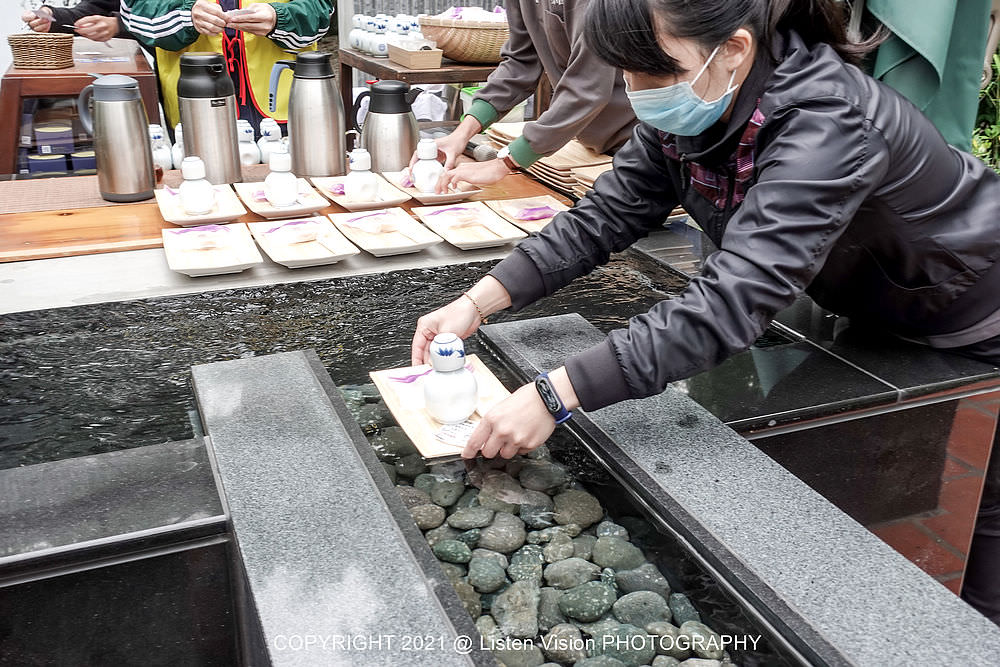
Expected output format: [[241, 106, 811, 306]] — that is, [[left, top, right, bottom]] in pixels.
[[434, 346, 466, 358]]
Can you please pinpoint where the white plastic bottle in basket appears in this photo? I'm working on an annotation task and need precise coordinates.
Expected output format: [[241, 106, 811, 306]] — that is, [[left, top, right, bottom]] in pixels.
[[412, 139, 445, 194], [423, 333, 478, 425]]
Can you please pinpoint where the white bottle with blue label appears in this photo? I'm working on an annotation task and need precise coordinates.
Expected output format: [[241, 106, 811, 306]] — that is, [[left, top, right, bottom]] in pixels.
[[423, 333, 478, 424]]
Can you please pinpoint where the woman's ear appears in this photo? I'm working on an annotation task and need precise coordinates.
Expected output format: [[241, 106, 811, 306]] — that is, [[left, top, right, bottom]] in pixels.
[[722, 28, 755, 71]]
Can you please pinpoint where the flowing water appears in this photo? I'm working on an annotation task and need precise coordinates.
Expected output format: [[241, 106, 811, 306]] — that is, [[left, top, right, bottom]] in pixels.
[[0, 250, 792, 665]]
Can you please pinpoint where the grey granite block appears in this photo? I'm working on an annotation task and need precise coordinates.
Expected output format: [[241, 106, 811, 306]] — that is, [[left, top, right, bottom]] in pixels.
[[479, 314, 1000, 667], [0, 438, 224, 569], [192, 351, 486, 667]]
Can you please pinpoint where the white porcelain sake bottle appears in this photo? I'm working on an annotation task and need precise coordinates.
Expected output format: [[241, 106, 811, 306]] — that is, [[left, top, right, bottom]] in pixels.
[[237, 120, 261, 165], [411, 138, 445, 193], [171, 123, 185, 169], [423, 333, 478, 424], [257, 118, 283, 164], [344, 148, 378, 201], [264, 145, 298, 207], [178, 156, 215, 215], [148, 124, 173, 173]]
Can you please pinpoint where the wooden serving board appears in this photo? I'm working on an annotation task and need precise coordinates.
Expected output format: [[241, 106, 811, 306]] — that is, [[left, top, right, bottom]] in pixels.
[[484, 195, 570, 234], [369, 354, 511, 459], [328, 207, 442, 256], [411, 201, 527, 250]]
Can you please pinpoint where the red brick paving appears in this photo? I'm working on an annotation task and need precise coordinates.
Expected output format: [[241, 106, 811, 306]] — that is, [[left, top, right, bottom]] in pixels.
[[869, 520, 965, 577]]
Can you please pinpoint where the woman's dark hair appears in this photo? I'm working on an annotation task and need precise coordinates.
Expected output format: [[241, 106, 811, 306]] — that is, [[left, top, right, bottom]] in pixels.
[[585, 0, 882, 76]]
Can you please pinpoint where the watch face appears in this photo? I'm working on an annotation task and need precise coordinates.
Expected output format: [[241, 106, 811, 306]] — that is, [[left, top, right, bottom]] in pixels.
[[535, 377, 562, 414]]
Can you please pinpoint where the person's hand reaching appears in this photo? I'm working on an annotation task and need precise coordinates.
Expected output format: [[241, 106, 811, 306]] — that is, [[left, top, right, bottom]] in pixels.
[[22, 7, 53, 33], [74, 16, 118, 42]]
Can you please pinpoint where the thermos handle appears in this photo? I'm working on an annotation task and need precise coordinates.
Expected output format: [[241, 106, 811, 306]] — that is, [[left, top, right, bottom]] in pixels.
[[405, 87, 424, 106], [268, 60, 296, 113], [351, 91, 370, 133], [77, 85, 95, 136]]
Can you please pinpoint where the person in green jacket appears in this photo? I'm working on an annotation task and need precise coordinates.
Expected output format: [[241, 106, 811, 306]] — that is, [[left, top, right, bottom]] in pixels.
[[120, 0, 333, 133]]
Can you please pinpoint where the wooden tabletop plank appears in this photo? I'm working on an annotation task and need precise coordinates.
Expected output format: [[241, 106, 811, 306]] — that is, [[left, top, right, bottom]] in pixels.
[[339, 47, 497, 84], [0, 173, 570, 263]]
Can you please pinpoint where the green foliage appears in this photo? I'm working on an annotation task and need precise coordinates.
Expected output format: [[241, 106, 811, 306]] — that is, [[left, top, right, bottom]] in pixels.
[[972, 53, 1000, 171]]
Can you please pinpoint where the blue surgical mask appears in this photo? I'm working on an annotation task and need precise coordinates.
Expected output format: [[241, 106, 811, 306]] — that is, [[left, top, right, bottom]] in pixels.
[[626, 46, 739, 136]]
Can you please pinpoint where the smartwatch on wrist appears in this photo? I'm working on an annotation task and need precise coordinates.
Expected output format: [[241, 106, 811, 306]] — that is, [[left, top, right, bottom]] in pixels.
[[534, 372, 573, 425], [497, 146, 521, 173]]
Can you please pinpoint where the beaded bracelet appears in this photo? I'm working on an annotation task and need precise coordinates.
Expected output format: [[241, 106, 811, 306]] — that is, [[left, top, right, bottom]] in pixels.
[[462, 292, 488, 324]]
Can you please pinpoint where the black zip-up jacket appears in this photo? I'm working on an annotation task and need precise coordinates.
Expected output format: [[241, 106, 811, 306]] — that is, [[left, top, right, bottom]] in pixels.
[[489, 30, 1000, 412]]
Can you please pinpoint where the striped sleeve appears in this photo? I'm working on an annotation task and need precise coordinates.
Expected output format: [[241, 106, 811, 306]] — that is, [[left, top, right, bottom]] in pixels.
[[120, 0, 199, 51], [268, 0, 334, 50]]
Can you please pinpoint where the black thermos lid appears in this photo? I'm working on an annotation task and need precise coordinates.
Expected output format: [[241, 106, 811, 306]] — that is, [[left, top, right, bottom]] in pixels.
[[292, 51, 335, 79], [178, 52, 235, 99], [369, 80, 412, 114]]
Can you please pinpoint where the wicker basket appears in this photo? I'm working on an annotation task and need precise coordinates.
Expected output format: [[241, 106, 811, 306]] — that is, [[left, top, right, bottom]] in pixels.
[[418, 17, 509, 64], [7, 33, 74, 70]]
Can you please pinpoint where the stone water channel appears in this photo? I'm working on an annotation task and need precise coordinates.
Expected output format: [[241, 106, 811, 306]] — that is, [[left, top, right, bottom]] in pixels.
[[342, 383, 783, 667]]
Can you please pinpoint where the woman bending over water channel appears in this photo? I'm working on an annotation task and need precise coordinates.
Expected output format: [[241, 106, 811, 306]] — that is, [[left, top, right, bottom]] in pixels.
[[411, 0, 1000, 626]]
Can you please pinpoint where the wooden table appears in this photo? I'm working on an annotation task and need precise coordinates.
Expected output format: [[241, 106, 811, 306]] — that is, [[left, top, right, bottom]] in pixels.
[[339, 47, 499, 124], [0, 49, 158, 176], [0, 172, 571, 263]]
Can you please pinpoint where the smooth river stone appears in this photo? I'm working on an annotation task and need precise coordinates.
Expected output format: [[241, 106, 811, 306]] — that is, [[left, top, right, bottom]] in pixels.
[[553, 489, 604, 528], [369, 426, 416, 462], [596, 520, 630, 540], [456, 529, 481, 547], [612, 591, 670, 628], [529, 524, 583, 544], [574, 657, 627, 667], [591, 623, 657, 666], [543, 557, 601, 589], [453, 580, 481, 618], [471, 548, 508, 569], [518, 460, 571, 492], [491, 645, 546, 667], [537, 587, 567, 632], [521, 504, 557, 530], [451, 488, 480, 512], [651, 657, 682, 667], [680, 621, 725, 660], [592, 537, 646, 571], [573, 535, 598, 560], [615, 563, 671, 601], [492, 580, 540, 638], [476, 470, 524, 514], [508, 549, 544, 584], [438, 562, 467, 583], [424, 524, 460, 547], [447, 506, 495, 530], [432, 539, 472, 564], [541, 623, 588, 663], [645, 621, 691, 660], [413, 473, 437, 495], [558, 581, 617, 622], [669, 593, 702, 626], [543, 533, 575, 563], [432, 480, 465, 507], [394, 453, 428, 479], [468, 557, 507, 593], [409, 503, 445, 529], [478, 511, 526, 553], [396, 484, 431, 509]]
